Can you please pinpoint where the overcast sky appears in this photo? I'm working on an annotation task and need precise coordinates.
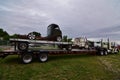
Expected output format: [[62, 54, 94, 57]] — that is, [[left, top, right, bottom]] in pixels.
[[0, 0, 120, 42]]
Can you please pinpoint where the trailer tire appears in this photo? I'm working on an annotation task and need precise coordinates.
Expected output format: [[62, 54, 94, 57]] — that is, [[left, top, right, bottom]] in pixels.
[[38, 53, 48, 62], [21, 53, 33, 64], [18, 42, 28, 51]]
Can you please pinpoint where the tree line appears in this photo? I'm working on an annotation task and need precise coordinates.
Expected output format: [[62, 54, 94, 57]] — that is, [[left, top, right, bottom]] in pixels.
[[0, 28, 9, 40]]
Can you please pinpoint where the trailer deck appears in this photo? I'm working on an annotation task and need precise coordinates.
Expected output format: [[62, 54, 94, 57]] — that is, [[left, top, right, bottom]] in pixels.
[[0, 38, 99, 64], [0, 49, 96, 57]]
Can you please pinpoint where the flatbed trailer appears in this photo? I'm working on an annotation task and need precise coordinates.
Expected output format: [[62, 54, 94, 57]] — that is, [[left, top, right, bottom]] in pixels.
[[0, 38, 118, 64], [0, 49, 97, 64]]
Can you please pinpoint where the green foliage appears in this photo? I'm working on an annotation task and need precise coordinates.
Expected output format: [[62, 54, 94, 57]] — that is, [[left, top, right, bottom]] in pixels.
[[3, 35, 10, 40], [62, 35, 72, 42], [67, 38, 72, 42], [0, 40, 9, 45], [31, 31, 41, 37], [10, 34, 19, 38], [0, 29, 8, 37], [0, 48, 2, 51], [62, 35, 67, 42], [0, 28, 10, 40]]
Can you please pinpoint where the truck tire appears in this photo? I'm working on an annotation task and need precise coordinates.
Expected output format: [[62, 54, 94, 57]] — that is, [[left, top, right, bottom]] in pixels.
[[100, 51, 104, 56], [104, 50, 108, 55], [56, 36, 62, 42], [38, 53, 48, 62], [66, 45, 72, 51], [18, 42, 28, 51], [28, 32, 36, 40], [117, 49, 119, 53], [21, 53, 33, 64], [114, 48, 119, 54]]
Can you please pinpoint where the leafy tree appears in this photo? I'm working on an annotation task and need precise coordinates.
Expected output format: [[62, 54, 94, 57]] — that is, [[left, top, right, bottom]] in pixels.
[[3, 35, 9, 40], [62, 35, 68, 42], [32, 31, 41, 37], [0, 28, 4, 37], [68, 38, 72, 42], [62, 35, 72, 42], [10, 34, 19, 38], [0, 28, 10, 40]]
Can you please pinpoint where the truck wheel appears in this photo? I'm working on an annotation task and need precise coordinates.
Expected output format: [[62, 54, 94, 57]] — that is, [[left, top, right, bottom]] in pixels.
[[56, 36, 62, 42], [38, 53, 48, 62], [28, 32, 35, 40], [18, 42, 28, 51], [104, 51, 108, 55], [66, 45, 72, 51], [100, 51, 104, 56], [115, 49, 119, 54], [116, 49, 119, 53], [21, 53, 33, 64]]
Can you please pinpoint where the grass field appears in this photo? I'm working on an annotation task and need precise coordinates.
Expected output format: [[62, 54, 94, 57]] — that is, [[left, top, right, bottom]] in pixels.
[[0, 53, 120, 80], [0, 48, 2, 51]]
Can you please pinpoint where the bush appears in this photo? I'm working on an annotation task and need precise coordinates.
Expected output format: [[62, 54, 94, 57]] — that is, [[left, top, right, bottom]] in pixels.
[[0, 40, 10, 45]]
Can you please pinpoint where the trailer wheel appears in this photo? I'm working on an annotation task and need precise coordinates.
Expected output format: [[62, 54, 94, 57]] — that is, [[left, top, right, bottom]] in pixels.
[[38, 53, 48, 62], [18, 42, 28, 51], [21, 53, 33, 64]]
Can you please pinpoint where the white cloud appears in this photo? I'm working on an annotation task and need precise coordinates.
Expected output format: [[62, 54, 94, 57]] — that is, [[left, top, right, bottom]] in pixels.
[[0, 6, 12, 11]]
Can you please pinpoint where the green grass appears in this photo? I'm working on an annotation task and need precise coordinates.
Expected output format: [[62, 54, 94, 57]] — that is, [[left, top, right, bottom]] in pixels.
[[0, 53, 120, 80], [0, 48, 2, 51]]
